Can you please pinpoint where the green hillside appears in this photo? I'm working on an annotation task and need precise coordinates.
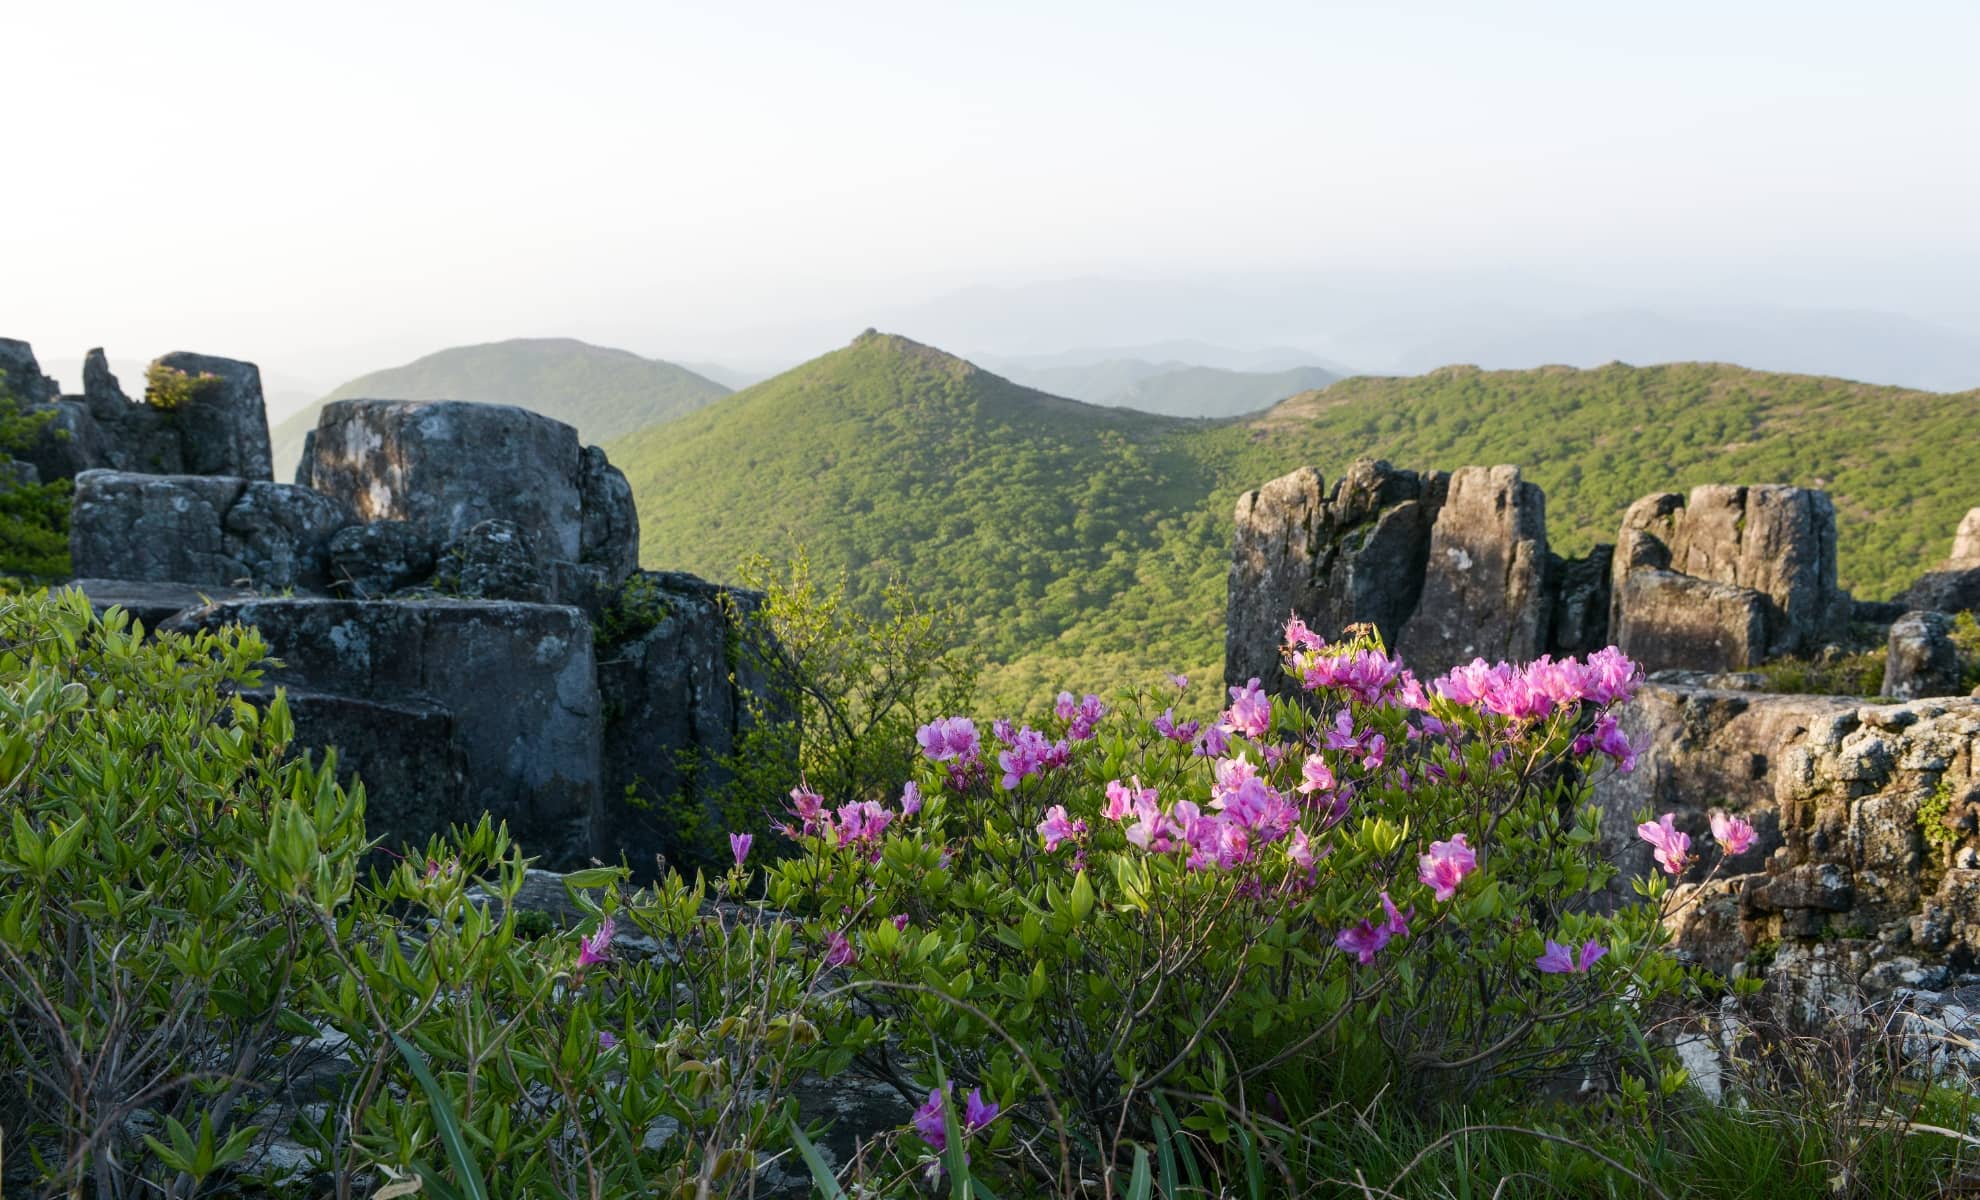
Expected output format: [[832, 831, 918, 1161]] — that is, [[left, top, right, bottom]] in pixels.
[[272, 337, 729, 476], [611, 334, 1980, 707]]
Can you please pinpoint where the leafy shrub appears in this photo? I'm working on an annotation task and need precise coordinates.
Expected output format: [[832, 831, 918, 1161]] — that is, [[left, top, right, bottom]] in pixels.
[[142, 363, 222, 411], [0, 371, 71, 581], [757, 625, 1719, 1193]]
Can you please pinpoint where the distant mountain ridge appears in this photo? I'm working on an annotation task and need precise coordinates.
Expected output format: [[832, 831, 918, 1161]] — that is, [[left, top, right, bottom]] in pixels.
[[608, 331, 1980, 707], [271, 337, 730, 477], [981, 343, 1348, 417]]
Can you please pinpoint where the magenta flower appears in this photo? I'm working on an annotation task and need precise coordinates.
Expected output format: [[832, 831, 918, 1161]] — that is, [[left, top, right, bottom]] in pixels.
[[1222, 678, 1272, 739], [900, 780, 923, 816], [963, 1088, 999, 1130], [822, 930, 855, 968], [916, 717, 981, 764], [1297, 754, 1336, 796], [577, 917, 615, 969], [1709, 809, 1757, 856], [1417, 833, 1478, 902], [1535, 938, 1607, 974], [1636, 813, 1692, 875], [597, 1030, 619, 1050], [1379, 889, 1412, 937], [1336, 890, 1412, 964], [912, 1087, 948, 1151], [1573, 713, 1637, 773], [1287, 827, 1315, 871], [1036, 805, 1085, 852], [729, 832, 754, 867], [1283, 615, 1325, 650], [1167, 671, 1190, 690]]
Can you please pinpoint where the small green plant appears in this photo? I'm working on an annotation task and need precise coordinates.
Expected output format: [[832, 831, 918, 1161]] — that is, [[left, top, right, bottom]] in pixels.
[[0, 370, 71, 581], [591, 571, 673, 648], [142, 362, 221, 410], [1951, 611, 1980, 693]]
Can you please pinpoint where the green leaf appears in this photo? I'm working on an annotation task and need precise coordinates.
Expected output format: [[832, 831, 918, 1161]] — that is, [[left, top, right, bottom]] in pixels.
[[786, 1118, 849, 1200], [392, 1034, 491, 1200], [1125, 1145, 1152, 1200]]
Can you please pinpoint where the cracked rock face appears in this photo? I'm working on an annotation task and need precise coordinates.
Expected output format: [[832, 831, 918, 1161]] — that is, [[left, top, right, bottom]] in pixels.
[[1884, 610, 1962, 700], [17, 346, 276, 482], [1225, 460, 1446, 689], [299, 399, 637, 597], [69, 470, 354, 591], [1610, 484, 1850, 671], [1397, 464, 1551, 676], [162, 598, 604, 866]]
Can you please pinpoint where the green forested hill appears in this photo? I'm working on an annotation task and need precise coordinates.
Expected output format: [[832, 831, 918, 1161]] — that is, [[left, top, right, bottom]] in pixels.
[[610, 335, 1980, 707], [272, 338, 729, 476]]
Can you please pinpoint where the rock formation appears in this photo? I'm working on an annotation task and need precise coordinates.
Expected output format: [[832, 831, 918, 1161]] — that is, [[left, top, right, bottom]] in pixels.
[[37, 335, 778, 876], [1225, 458, 1610, 683], [1397, 465, 1551, 675], [1225, 461, 1445, 687], [1593, 682, 1980, 1018], [5, 341, 276, 483], [1883, 611, 1962, 701], [1610, 485, 1851, 673]]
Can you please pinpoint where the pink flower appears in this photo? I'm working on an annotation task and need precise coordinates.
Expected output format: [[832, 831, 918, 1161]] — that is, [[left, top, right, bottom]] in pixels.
[[1037, 805, 1085, 852], [916, 717, 981, 764], [1284, 615, 1325, 650], [1336, 890, 1412, 964], [822, 930, 856, 968], [577, 917, 615, 968], [1636, 813, 1692, 876], [1153, 707, 1200, 743], [1710, 809, 1757, 856], [1573, 713, 1637, 773], [1055, 691, 1108, 740], [1417, 833, 1478, 902], [1536, 938, 1607, 974], [1222, 677, 1273, 739], [1379, 889, 1412, 937], [729, 832, 753, 867], [912, 1083, 998, 1153], [964, 1087, 999, 1130], [597, 1030, 618, 1050], [1166, 672, 1190, 690], [900, 781, 922, 816], [1297, 754, 1336, 796], [1287, 827, 1315, 871]]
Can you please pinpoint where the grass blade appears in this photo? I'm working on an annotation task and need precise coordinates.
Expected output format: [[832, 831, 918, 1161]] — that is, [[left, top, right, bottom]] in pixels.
[[1153, 1111, 1181, 1200], [786, 1118, 850, 1200], [391, 1033, 491, 1200], [1126, 1145, 1153, 1200]]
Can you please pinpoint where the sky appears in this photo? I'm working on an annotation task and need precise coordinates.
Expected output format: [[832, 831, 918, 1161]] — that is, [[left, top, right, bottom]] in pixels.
[[5, 0, 1979, 398]]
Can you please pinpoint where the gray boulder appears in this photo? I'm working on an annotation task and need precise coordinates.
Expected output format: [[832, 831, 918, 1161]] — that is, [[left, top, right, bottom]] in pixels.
[[1884, 610, 1962, 700], [0, 337, 59, 404], [595, 572, 780, 877], [326, 521, 438, 598], [1224, 459, 1445, 687], [69, 471, 353, 591], [1398, 464, 1551, 676], [299, 399, 638, 602], [435, 519, 553, 603], [1611, 483, 1849, 670], [269, 688, 471, 853], [161, 598, 604, 867], [150, 352, 276, 480], [1899, 568, 1980, 616]]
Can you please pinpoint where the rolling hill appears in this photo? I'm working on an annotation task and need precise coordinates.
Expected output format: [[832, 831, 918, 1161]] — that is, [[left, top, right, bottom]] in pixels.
[[991, 357, 1341, 417], [272, 338, 730, 477], [610, 332, 1980, 708]]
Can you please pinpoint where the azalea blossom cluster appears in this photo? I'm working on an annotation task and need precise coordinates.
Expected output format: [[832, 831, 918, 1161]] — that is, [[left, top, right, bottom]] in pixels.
[[913, 1081, 1000, 1153]]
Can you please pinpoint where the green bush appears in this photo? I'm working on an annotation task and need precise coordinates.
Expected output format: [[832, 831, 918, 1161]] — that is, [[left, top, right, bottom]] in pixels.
[[142, 363, 222, 411], [0, 371, 71, 582]]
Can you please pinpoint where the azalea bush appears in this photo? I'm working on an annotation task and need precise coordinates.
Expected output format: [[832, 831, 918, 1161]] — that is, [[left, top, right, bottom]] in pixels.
[[756, 620, 1731, 1194]]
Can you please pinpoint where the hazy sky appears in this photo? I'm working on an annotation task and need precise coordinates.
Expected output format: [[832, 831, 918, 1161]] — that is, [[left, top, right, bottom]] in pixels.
[[6, 0, 1979, 391]]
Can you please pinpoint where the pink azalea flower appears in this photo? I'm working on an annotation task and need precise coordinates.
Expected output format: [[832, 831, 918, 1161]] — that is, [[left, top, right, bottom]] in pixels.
[[1222, 678, 1273, 739], [1536, 938, 1607, 974], [1167, 671, 1190, 690], [597, 1030, 618, 1050], [1335, 919, 1391, 964], [1636, 813, 1692, 875], [1284, 615, 1325, 650], [577, 917, 615, 969], [822, 930, 855, 968], [1710, 809, 1757, 856], [1037, 805, 1085, 851], [1417, 833, 1478, 902], [1297, 754, 1336, 796], [1287, 827, 1315, 871], [729, 832, 753, 867]]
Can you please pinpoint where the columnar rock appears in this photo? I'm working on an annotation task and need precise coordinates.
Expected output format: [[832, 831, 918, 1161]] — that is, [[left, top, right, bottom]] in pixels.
[[1610, 484, 1848, 671], [7, 343, 275, 482], [298, 399, 638, 602], [69, 470, 353, 591], [1225, 459, 1445, 687], [1883, 610, 1962, 700], [1397, 465, 1551, 675], [596, 571, 784, 875], [161, 598, 604, 865]]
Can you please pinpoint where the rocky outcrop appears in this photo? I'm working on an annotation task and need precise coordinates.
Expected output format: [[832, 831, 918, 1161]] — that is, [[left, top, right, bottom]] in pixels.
[[69, 471, 353, 591], [1610, 485, 1850, 672], [1596, 682, 1980, 1016], [161, 598, 603, 865], [1226, 458, 1614, 683], [596, 571, 781, 874], [1225, 461, 1446, 686], [1884, 611, 1962, 700], [71, 577, 257, 630], [1397, 465, 1551, 675], [298, 399, 636, 602], [1897, 507, 1980, 616], [325, 521, 437, 599], [0, 337, 59, 404]]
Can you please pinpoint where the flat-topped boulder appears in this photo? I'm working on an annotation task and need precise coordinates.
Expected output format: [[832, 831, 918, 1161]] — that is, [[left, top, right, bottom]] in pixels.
[[298, 399, 638, 600], [69, 471, 352, 592], [160, 597, 604, 866], [1611, 483, 1850, 671]]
